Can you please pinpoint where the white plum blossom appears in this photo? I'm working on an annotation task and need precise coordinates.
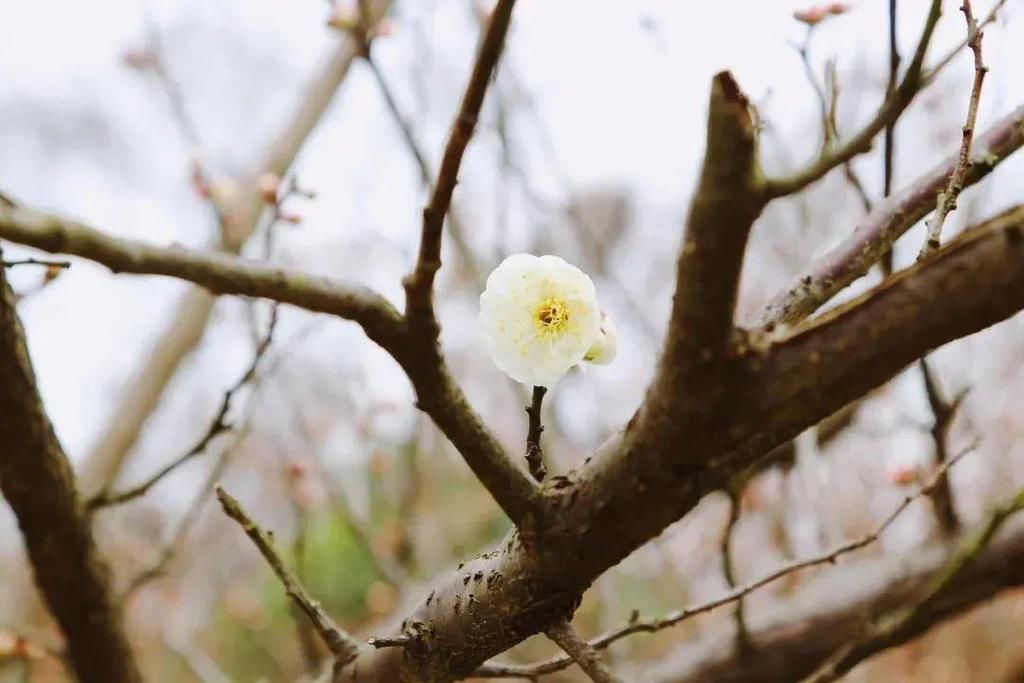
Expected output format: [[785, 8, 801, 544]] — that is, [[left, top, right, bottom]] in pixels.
[[479, 254, 616, 387]]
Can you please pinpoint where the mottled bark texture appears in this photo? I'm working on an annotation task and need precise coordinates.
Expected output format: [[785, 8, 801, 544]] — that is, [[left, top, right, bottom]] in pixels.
[[0, 261, 141, 682]]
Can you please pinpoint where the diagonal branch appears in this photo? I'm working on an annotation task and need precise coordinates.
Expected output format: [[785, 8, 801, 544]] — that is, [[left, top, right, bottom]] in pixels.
[[757, 104, 1024, 330], [0, 202, 404, 343], [803, 484, 1024, 683], [474, 442, 974, 679], [762, 0, 942, 199], [76, 16, 393, 494], [0, 200, 538, 527], [0, 255, 142, 683], [403, 0, 516, 327], [648, 517, 1024, 683], [215, 487, 361, 670], [87, 305, 278, 510]]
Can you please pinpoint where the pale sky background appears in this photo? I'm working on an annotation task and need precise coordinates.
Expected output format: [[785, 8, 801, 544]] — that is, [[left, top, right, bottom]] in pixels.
[[0, 0, 1022, 524]]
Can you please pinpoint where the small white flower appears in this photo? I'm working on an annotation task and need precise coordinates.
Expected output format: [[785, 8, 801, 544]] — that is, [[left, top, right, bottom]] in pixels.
[[480, 254, 611, 387]]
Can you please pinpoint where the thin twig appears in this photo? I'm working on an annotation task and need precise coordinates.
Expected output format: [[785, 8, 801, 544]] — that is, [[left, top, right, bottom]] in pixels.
[[756, 104, 1024, 330], [763, 0, 942, 198], [89, 306, 278, 510], [525, 385, 547, 482], [215, 486, 361, 667], [544, 620, 623, 683], [918, 0, 989, 258], [721, 484, 751, 652], [403, 0, 517, 323], [919, 360, 966, 535], [120, 423, 250, 599], [880, 0, 900, 275], [474, 442, 976, 679], [803, 481, 1024, 683], [2, 257, 71, 269]]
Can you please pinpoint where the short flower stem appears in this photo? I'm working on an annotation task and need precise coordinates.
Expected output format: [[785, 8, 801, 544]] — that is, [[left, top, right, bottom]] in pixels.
[[525, 385, 547, 482]]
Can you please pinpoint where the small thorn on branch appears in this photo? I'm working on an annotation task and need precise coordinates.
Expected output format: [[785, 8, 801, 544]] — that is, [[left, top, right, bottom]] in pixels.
[[525, 385, 547, 482]]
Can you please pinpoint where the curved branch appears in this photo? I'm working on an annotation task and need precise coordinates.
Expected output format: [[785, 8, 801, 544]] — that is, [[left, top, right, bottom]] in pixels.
[[648, 518, 1024, 683]]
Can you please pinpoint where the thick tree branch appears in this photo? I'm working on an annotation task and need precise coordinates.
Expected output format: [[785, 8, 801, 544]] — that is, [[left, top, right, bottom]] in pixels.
[[403, 0, 516, 326], [0, 256, 141, 682], [762, 0, 942, 198], [758, 104, 1024, 329], [660, 71, 764, 369]]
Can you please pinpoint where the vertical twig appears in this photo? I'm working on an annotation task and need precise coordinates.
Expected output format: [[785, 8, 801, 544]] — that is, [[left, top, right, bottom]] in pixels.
[[919, 0, 989, 258], [525, 386, 547, 482]]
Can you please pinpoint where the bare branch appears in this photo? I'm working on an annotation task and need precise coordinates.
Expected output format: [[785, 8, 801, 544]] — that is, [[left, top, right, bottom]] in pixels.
[[358, 42, 484, 291], [403, 0, 517, 326], [0, 255, 142, 683], [757, 104, 1024, 330], [474, 443, 974, 679], [803, 484, 1024, 683], [77, 10, 391, 494], [921, 0, 1007, 87], [2, 256, 70, 269], [215, 487, 361, 668], [919, 359, 965, 535], [648, 518, 1024, 683], [87, 306, 279, 510], [0, 202, 404, 342], [0, 200, 539, 527], [660, 71, 763, 372], [525, 385, 547, 482], [762, 0, 942, 198], [544, 620, 623, 683], [918, 0, 990, 258]]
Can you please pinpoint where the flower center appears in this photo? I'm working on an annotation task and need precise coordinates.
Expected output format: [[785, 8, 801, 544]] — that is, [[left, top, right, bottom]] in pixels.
[[534, 297, 570, 334]]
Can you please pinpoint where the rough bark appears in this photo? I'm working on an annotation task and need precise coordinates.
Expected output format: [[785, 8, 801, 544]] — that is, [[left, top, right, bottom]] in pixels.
[[0, 261, 141, 682]]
